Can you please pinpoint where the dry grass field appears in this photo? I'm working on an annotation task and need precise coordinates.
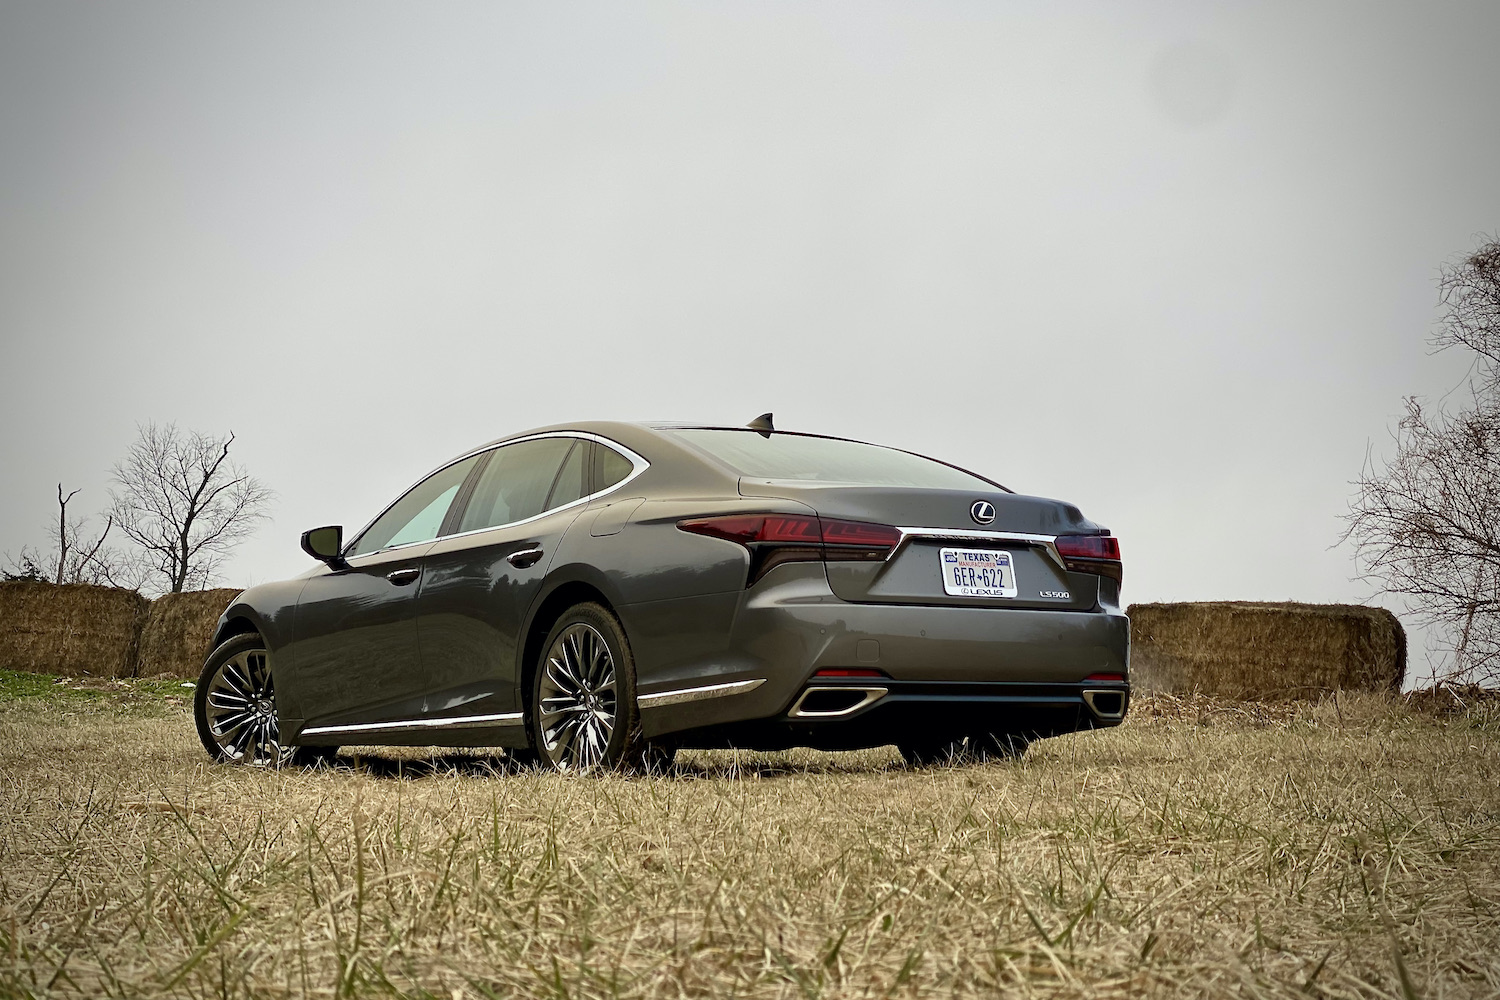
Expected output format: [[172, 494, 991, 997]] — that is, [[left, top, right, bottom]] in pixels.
[[2, 671, 1498, 999]]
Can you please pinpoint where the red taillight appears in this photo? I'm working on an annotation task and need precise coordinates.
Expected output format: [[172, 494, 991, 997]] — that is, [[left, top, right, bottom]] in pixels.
[[814, 668, 885, 678], [821, 520, 902, 548], [764, 516, 823, 543], [821, 518, 901, 566], [1056, 533, 1123, 585], [676, 515, 764, 544], [678, 514, 822, 544], [677, 514, 901, 585], [1055, 535, 1121, 561]]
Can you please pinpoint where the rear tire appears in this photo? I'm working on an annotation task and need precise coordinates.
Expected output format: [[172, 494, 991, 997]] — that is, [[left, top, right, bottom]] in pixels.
[[529, 603, 645, 772]]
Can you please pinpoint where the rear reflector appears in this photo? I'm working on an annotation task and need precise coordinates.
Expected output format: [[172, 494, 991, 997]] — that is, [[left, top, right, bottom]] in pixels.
[[814, 668, 885, 678], [1085, 672, 1126, 683]]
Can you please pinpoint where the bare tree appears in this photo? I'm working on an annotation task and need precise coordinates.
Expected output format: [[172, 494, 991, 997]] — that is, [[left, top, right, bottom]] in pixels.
[[108, 423, 274, 594], [1433, 239, 1500, 391], [51, 484, 112, 584], [2, 485, 143, 587], [1346, 237, 1500, 683]]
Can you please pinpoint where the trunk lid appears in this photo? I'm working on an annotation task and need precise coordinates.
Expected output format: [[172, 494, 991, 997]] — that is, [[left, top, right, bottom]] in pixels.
[[738, 479, 1106, 611]]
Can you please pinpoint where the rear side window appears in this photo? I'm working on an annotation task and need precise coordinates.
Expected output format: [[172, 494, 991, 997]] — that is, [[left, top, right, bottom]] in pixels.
[[349, 454, 484, 556], [666, 429, 997, 490], [458, 438, 575, 532], [592, 444, 635, 492], [546, 440, 588, 509]]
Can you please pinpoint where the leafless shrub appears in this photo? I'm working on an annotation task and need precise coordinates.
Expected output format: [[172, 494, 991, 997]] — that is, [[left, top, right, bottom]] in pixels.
[[1346, 237, 1500, 683], [107, 423, 274, 594], [1434, 238, 1500, 391]]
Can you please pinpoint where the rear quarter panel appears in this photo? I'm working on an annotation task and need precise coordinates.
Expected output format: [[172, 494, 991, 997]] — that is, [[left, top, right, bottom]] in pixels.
[[573, 496, 817, 688]]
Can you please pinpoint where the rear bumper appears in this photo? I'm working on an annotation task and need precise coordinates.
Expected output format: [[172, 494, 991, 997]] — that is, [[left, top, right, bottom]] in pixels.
[[663, 678, 1130, 751], [627, 564, 1130, 746]]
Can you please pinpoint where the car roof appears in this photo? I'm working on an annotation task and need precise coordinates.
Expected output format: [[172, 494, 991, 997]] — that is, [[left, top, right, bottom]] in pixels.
[[447, 421, 1005, 492], [454, 420, 929, 467]]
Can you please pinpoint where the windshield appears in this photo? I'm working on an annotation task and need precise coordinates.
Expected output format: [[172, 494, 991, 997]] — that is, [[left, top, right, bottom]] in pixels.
[[667, 429, 1001, 490]]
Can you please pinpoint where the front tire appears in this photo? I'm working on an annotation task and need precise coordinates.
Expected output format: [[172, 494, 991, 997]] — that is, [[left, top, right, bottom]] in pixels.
[[194, 633, 333, 768], [529, 603, 644, 772]]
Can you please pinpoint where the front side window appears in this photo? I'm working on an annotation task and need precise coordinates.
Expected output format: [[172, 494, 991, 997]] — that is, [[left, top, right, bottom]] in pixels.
[[348, 454, 483, 557], [458, 437, 576, 533]]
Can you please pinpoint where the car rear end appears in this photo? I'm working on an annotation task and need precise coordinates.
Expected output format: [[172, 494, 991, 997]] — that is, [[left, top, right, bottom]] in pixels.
[[639, 428, 1129, 752]]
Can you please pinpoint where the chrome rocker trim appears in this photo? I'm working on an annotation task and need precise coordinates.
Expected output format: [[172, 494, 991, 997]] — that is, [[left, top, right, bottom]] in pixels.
[[301, 711, 525, 737], [638, 678, 766, 708]]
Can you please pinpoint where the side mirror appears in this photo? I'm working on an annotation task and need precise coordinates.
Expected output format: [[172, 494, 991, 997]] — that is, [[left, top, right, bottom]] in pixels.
[[300, 525, 346, 568]]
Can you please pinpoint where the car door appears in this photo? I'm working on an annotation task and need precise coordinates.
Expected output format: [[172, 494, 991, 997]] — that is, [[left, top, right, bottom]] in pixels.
[[289, 451, 485, 731], [413, 436, 592, 720]]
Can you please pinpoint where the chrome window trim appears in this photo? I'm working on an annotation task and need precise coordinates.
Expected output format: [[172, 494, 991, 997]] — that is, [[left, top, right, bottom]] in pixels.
[[343, 432, 650, 559], [637, 677, 765, 708], [344, 453, 486, 560], [892, 526, 1065, 572], [301, 711, 524, 736]]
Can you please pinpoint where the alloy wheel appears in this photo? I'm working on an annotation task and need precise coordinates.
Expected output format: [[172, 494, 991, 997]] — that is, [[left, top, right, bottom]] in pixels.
[[537, 622, 619, 771], [203, 647, 292, 766]]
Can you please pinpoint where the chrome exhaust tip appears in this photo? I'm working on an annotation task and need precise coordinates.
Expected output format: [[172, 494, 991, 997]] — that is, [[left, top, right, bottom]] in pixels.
[[1082, 689, 1126, 720], [787, 686, 888, 719]]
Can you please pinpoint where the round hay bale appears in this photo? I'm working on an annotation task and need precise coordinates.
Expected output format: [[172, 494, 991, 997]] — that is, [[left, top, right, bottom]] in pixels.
[[136, 589, 242, 678], [0, 580, 150, 678], [1127, 601, 1406, 700]]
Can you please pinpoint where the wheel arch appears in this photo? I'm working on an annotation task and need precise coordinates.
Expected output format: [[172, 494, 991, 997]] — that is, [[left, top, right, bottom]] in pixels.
[[210, 609, 266, 650], [518, 572, 622, 713]]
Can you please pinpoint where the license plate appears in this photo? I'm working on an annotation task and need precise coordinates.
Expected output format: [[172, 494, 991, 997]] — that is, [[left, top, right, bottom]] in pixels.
[[939, 547, 1017, 598]]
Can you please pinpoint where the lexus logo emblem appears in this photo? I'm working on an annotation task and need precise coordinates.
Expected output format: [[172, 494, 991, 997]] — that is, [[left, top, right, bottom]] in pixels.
[[970, 500, 996, 525]]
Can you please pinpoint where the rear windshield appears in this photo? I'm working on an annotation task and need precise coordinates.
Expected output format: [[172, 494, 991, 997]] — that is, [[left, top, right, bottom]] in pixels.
[[666, 429, 999, 490]]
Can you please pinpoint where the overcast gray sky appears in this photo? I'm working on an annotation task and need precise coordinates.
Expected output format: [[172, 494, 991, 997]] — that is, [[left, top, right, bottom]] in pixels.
[[3, 2, 1497, 680]]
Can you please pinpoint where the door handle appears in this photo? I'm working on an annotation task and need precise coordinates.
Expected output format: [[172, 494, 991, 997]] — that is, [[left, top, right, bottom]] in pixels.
[[507, 546, 544, 569], [386, 567, 421, 586]]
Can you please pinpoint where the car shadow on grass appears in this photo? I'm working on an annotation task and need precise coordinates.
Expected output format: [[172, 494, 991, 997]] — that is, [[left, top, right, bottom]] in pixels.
[[315, 745, 979, 781], [321, 749, 514, 780]]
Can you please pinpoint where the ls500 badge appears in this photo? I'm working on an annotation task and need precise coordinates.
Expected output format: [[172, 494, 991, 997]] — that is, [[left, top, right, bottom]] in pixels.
[[1039, 590, 1071, 600]]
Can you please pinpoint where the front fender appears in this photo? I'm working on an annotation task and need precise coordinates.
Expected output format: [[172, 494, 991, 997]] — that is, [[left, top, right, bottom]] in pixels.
[[209, 578, 307, 660]]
